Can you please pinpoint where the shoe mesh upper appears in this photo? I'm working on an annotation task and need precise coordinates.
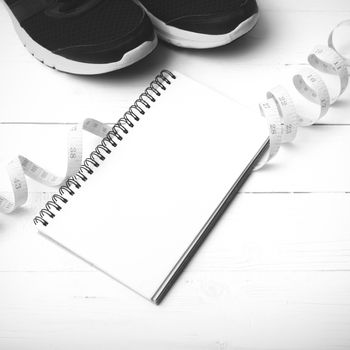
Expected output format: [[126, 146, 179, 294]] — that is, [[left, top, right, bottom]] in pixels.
[[5, 0, 18, 5], [17, 0, 145, 50], [139, 0, 245, 22]]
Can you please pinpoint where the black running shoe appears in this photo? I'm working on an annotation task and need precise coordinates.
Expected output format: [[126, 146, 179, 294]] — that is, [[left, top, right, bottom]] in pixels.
[[136, 0, 259, 49], [2, 0, 158, 74]]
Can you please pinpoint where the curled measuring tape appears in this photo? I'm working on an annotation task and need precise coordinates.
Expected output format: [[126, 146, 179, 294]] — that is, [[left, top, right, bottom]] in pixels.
[[0, 21, 349, 215], [0, 119, 111, 214], [256, 19, 350, 168]]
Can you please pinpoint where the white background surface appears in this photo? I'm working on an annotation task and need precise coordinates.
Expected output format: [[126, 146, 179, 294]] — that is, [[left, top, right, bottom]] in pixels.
[[1, 0, 350, 349]]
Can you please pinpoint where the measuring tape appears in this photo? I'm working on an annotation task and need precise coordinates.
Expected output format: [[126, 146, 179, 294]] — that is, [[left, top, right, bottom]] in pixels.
[[256, 19, 350, 169], [1, 20, 349, 214], [0, 119, 111, 214]]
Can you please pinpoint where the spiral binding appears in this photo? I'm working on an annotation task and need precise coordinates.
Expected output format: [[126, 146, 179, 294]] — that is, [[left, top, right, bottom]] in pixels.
[[33, 70, 176, 227]]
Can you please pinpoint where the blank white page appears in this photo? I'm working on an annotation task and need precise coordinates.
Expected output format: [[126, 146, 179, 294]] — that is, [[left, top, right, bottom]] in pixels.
[[39, 72, 268, 301]]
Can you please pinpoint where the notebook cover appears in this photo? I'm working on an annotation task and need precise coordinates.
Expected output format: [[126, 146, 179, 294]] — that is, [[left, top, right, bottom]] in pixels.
[[36, 71, 268, 303]]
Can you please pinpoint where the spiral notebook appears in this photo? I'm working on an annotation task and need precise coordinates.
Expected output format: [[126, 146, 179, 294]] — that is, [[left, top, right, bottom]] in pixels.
[[34, 70, 268, 304]]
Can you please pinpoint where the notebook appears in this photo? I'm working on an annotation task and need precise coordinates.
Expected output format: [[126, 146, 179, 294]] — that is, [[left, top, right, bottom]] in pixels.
[[34, 70, 268, 304]]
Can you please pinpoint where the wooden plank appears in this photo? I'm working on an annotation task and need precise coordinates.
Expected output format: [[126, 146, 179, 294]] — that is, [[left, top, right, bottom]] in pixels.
[[173, 64, 350, 125], [1, 124, 349, 194], [2, 62, 348, 124], [0, 193, 350, 349], [1, 193, 350, 272], [0, 270, 349, 350], [244, 125, 350, 193]]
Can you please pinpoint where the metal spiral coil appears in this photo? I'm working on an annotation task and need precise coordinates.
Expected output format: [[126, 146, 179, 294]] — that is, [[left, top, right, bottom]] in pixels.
[[33, 70, 176, 227]]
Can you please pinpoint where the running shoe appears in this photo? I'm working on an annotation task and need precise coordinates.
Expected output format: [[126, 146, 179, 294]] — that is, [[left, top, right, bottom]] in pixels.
[[2, 0, 158, 74], [136, 0, 259, 49]]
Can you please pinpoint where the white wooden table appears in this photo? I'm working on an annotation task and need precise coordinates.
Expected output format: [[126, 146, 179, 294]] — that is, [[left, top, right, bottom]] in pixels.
[[1, 1, 350, 349]]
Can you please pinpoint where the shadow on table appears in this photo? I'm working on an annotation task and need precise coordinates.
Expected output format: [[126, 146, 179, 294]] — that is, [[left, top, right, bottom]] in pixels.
[[332, 98, 350, 109]]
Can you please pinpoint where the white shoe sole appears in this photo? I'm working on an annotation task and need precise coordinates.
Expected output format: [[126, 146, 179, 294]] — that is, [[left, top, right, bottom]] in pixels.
[[135, 1, 259, 49], [2, 1, 158, 75]]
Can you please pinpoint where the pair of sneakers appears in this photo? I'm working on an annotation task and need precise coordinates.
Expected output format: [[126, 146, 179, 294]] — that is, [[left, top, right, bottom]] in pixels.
[[3, 0, 259, 75]]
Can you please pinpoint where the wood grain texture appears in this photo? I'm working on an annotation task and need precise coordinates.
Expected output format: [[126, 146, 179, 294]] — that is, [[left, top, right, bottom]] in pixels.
[[0, 0, 350, 349], [1, 194, 350, 350]]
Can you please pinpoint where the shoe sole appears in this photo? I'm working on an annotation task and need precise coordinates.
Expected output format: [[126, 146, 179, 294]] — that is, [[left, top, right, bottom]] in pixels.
[[2, 1, 158, 75], [135, 1, 259, 49]]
